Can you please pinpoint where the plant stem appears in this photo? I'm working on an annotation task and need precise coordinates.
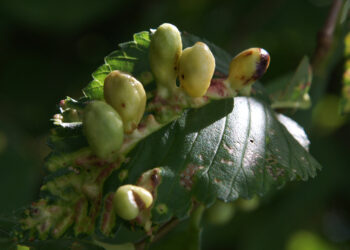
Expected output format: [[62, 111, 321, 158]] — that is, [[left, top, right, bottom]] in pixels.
[[297, 0, 346, 129], [134, 218, 180, 250], [312, 0, 343, 70]]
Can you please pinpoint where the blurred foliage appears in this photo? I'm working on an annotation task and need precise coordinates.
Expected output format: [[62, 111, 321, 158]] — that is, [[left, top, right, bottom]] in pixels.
[[286, 230, 336, 250], [312, 94, 347, 135], [204, 201, 235, 226], [17, 246, 30, 250], [341, 32, 350, 113], [267, 56, 312, 109], [0, 0, 350, 249]]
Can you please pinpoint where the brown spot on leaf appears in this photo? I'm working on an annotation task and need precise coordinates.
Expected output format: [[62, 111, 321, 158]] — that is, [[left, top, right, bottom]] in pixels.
[[151, 171, 160, 187], [136, 168, 162, 198], [223, 143, 234, 154], [180, 164, 203, 190], [100, 193, 115, 234], [220, 159, 234, 166], [96, 162, 119, 184], [214, 178, 221, 183]]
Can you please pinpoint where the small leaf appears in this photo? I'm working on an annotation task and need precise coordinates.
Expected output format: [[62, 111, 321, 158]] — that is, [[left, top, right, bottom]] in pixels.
[[83, 80, 104, 100], [82, 32, 152, 100], [267, 56, 312, 109]]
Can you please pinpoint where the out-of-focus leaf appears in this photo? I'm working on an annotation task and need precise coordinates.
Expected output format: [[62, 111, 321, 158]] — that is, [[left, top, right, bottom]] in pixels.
[[150, 206, 204, 250], [17, 245, 29, 250], [312, 95, 347, 135], [286, 231, 337, 250], [308, 0, 333, 7], [0, 217, 17, 250], [204, 200, 235, 225], [340, 0, 350, 24], [0, 123, 39, 216], [340, 32, 350, 113], [26, 239, 104, 250], [267, 56, 312, 109], [94, 241, 134, 250]]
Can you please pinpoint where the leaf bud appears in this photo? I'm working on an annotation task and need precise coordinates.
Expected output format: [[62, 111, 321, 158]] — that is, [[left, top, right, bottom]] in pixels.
[[178, 42, 216, 97], [113, 184, 153, 220], [83, 101, 124, 159], [104, 70, 146, 134]]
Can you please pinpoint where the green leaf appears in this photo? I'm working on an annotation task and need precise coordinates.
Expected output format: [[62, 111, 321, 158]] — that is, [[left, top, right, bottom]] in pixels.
[[47, 125, 87, 154], [267, 56, 312, 109], [15, 29, 321, 247], [119, 97, 320, 223], [82, 32, 152, 100]]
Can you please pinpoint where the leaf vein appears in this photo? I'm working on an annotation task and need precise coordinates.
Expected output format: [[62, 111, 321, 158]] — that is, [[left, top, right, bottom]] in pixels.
[[225, 98, 251, 200]]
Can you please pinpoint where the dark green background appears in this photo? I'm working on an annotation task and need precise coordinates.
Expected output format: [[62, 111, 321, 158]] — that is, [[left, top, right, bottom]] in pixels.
[[0, 0, 349, 249]]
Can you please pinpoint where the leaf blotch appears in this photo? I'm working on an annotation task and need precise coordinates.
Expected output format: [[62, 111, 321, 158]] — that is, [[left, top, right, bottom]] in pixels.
[[180, 164, 204, 190]]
